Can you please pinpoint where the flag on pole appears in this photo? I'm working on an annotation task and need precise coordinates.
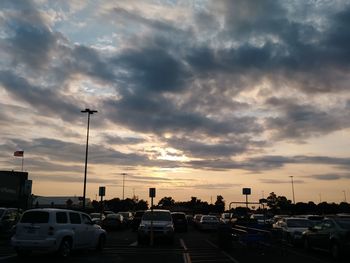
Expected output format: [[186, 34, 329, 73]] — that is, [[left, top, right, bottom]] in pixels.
[[14, 150, 24, 157]]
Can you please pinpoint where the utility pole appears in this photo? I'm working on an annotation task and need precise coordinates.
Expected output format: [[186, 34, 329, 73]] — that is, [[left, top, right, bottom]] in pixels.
[[121, 173, 127, 200], [290, 176, 295, 204]]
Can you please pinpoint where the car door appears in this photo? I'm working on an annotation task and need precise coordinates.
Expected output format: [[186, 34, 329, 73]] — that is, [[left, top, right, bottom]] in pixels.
[[318, 220, 334, 250], [81, 213, 96, 247], [69, 212, 85, 248]]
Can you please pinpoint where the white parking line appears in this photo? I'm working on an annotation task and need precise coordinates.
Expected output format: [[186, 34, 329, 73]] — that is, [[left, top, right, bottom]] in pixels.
[[205, 240, 240, 263], [180, 238, 192, 263]]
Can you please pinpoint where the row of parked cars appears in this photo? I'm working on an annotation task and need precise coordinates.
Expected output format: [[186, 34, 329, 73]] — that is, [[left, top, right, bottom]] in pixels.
[[220, 212, 350, 259]]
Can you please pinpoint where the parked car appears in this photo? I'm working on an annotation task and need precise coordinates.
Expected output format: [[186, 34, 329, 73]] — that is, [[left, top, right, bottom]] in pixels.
[[250, 214, 267, 225], [171, 212, 188, 232], [138, 209, 174, 244], [11, 208, 106, 257], [275, 217, 313, 245], [193, 214, 203, 228], [90, 213, 105, 221], [302, 217, 350, 259], [131, 210, 145, 231], [220, 213, 233, 224], [0, 208, 21, 237], [102, 214, 124, 231], [117, 212, 133, 227], [198, 215, 220, 231]]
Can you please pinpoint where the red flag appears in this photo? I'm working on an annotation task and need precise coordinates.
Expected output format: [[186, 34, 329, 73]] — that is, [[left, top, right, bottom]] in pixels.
[[14, 150, 24, 157]]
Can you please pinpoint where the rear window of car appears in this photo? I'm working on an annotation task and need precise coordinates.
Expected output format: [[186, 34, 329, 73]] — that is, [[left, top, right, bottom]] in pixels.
[[69, 212, 81, 224], [56, 212, 68, 224], [172, 213, 186, 220], [143, 211, 171, 221], [21, 211, 49, 223], [202, 216, 218, 222]]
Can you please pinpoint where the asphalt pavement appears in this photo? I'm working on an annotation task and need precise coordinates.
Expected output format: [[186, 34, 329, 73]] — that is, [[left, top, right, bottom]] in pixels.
[[0, 226, 347, 263]]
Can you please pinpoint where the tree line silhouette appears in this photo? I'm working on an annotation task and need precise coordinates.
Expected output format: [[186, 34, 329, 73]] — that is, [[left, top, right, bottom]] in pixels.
[[91, 192, 350, 215]]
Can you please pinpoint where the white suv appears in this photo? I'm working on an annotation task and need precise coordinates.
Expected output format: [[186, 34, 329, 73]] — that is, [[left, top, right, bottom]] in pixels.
[[138, 209, 174, 244], [11, 208, 106, 257]]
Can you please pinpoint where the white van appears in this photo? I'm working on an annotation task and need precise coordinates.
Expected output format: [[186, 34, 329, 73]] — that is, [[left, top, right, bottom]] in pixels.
[[11, 208, 106, 257]]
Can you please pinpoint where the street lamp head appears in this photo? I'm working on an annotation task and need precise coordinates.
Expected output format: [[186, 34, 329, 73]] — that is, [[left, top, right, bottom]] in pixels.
[[81, 108, 98, 114]]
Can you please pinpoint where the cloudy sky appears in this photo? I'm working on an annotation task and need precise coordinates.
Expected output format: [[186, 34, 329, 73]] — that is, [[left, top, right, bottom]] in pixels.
[[1, 0, 350, 204]]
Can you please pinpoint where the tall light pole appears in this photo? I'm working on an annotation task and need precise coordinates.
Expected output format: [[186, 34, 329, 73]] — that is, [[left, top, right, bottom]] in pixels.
[[290, 176, 295, 204], [343, 190, 347, 203], [81, 108, 97, 210], [121, 173, 127, 200]]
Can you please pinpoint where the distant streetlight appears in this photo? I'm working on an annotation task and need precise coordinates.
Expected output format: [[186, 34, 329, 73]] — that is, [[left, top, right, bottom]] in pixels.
[[290, 176, 295, 204], [81, 108, 97, 210], [343, 190, 347, 203], [121, 173, 127, 200]]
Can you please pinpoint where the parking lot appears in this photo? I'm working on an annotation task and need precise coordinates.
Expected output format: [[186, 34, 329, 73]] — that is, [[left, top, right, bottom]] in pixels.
[[0, 225, 347, 263]]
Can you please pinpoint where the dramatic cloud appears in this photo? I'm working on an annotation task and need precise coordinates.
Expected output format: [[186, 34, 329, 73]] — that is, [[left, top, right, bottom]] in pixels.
[[1, 0, 350, 201]]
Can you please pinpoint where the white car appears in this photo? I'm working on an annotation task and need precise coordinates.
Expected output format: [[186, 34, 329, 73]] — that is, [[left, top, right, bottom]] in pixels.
[[198, 215, 220, 230], [275, 217, 313, 245], [138, 209, 174, 244], [11, 208, 107, 257]]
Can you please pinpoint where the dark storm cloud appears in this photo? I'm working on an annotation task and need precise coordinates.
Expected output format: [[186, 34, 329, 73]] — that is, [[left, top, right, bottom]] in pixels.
[[112, 47, 189, 93], [71, 45, 116, 83], [1, 0, 61, 69], [188, 155, 350, 172], [165, 136, 264, 158], [264, 97, 350, 140], [308, 173, 350, 181], [0, 71, 81, 122], [4, 138, 181, 169], [104, 94, 262, 137], [259, 178, 304, 184]]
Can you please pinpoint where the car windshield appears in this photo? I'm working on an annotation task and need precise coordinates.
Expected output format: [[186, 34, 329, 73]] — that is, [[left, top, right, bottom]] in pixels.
[[21, 211, 49, 223], [287, 219, 311, 227], [202, 216, 218, 222], [336, 219, 350, 229], [143, 211, 171, 221]]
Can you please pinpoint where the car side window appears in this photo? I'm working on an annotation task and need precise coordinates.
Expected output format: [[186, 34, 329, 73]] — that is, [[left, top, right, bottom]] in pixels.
[[56, 212, 68, 224], [81, 214, 92, 224], [69, 212, 81, 224], [322, 220, 334, 229]]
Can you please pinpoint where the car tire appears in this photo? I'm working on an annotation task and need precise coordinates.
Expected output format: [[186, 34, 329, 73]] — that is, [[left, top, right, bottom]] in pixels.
[[57, 238, 72, 258], [96, 235, 106, 251]]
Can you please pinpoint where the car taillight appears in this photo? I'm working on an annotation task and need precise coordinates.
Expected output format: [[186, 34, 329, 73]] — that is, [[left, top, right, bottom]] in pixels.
[[48, 226, 55, 235]]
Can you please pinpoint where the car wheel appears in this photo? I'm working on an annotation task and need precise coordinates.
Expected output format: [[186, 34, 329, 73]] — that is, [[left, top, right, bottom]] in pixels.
[[96, 235, 106, 251], [331, 242, 341, 259], [58, 238, 72, 258]]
